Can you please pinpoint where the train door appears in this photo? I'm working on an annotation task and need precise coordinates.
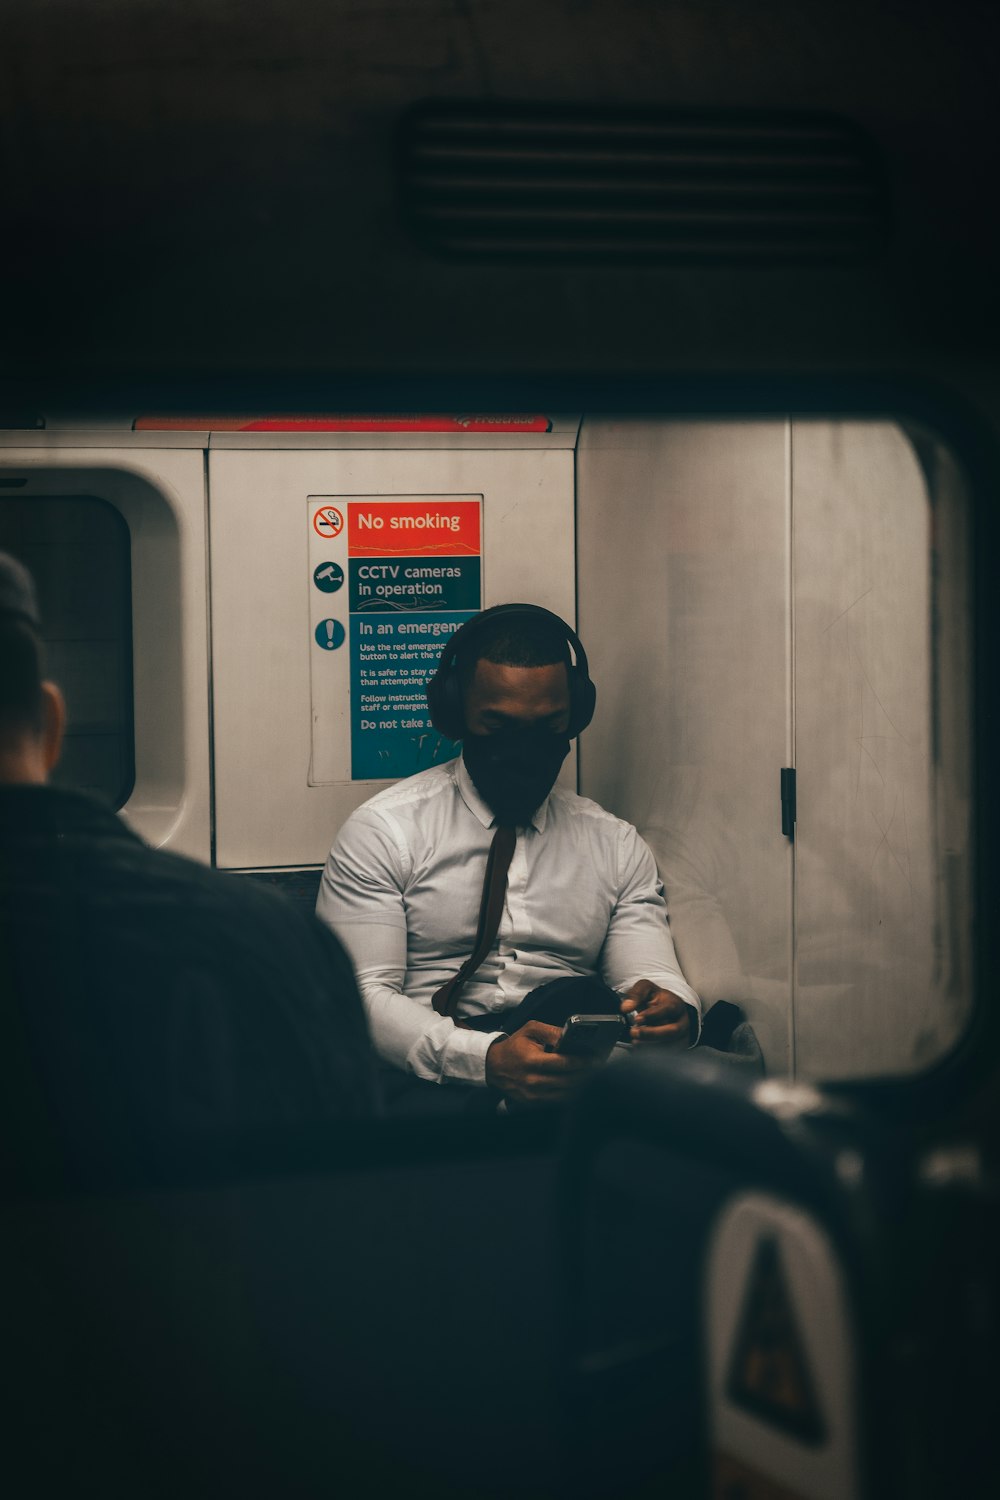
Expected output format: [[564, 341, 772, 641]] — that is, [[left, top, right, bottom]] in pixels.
[[576, 417, 972, 1084]]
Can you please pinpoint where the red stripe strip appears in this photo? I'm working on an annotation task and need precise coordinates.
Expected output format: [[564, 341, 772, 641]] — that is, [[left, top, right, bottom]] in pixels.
[[133, 415, 552, 433]]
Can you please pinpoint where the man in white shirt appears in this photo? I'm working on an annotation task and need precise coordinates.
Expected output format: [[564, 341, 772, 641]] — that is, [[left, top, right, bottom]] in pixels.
[[316, 604, 700, 1112]]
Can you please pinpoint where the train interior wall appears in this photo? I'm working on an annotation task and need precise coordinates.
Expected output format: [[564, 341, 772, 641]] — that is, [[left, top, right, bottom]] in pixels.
[[575, 417, 971, 1086], [579, 418, 970, 1082], [0, 417, 973, 1086], [205, 433, 578, 868]]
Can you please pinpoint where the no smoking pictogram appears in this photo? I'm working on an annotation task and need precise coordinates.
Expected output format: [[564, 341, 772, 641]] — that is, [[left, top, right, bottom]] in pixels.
[[313, 505, 344, 538]]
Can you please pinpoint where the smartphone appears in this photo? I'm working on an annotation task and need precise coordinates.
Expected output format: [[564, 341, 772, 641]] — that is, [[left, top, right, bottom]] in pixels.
[[556, 1013, 627, 1060]]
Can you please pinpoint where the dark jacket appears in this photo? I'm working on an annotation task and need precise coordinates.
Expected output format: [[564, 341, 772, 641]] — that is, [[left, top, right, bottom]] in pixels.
[[0, 786, 378, 1186]]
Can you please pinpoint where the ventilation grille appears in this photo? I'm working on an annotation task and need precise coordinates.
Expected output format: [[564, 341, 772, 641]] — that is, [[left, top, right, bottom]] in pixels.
[[398, 105, 889, 262]]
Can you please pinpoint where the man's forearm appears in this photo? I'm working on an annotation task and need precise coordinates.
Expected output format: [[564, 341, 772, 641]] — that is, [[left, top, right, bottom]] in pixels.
[[357, 974, 498, 1084]]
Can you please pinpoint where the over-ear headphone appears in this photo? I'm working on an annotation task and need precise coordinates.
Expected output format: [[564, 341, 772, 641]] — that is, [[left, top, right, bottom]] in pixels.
[[426, 603, 596, 741]]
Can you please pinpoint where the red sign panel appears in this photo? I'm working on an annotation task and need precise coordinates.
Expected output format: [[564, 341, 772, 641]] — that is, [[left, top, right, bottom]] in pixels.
[[347, 500, 480, 557]]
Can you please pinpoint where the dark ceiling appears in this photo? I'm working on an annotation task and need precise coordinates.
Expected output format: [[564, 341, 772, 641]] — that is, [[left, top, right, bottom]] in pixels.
[[1, 0, 998, 408]]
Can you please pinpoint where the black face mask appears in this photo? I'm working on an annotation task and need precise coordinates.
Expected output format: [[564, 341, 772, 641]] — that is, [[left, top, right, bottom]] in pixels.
[[462, 726, 571, 828]]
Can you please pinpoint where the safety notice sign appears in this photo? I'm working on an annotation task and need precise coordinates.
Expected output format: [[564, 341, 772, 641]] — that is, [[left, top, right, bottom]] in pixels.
[[725, 1237, 826, 1446], [705, 1189, 858, 1500], [308, 495, 482, 782]]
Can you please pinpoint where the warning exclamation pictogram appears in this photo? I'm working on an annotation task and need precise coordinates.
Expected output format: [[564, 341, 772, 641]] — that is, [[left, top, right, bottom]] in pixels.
[[725, 1237, 826, 1446]]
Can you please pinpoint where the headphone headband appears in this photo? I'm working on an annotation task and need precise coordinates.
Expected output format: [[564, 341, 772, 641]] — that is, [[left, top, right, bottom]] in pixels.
[[436, 602, 589, 680], [426, 603, 596, 741]]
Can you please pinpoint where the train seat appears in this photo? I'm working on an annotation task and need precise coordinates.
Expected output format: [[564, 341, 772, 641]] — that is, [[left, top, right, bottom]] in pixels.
[[697, 1000, 765, 1074]]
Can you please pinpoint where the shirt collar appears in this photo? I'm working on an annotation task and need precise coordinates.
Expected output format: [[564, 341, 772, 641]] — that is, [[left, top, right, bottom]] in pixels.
[[453, 751, 550, 834]]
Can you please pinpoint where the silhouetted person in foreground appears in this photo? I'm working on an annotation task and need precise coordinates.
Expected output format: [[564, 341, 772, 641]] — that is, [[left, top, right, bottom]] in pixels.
[[0, 552, 378, 1188]]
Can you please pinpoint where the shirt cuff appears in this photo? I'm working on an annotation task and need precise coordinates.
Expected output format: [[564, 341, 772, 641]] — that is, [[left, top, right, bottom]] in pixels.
[[685, 1000, 702, 1047], [439, 1023, 504, 1086]]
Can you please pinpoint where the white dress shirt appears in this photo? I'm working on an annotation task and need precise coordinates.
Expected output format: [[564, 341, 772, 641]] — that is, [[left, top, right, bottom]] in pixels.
[[316, 756, 701, 1086]]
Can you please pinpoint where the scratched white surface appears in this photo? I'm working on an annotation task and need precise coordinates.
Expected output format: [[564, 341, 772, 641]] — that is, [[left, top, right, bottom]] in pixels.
[[577, 419, 794, 1075], [792, 422, 971, 1078], [578, 419, 972, 1082]]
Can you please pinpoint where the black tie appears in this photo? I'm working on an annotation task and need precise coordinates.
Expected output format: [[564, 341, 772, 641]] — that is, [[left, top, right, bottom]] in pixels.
[[431, 825, 517, 1018]]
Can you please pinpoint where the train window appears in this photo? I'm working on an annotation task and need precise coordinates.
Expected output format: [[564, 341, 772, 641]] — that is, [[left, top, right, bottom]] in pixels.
[[0, 495, 134, 808], [577, 418, 972, 1083]]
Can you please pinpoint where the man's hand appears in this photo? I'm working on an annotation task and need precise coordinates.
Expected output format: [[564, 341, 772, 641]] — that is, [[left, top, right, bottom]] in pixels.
[[620, 979, 694, 1048], [485, 1020, 597, 1106]]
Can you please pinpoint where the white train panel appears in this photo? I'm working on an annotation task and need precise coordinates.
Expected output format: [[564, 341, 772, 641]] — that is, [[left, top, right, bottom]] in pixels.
[[208, 446, 576, 869]]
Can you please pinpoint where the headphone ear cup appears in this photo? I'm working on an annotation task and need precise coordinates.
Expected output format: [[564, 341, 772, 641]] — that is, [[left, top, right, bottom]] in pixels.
[[426, 663, 465, 741], [568, 668, 597, 738]]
